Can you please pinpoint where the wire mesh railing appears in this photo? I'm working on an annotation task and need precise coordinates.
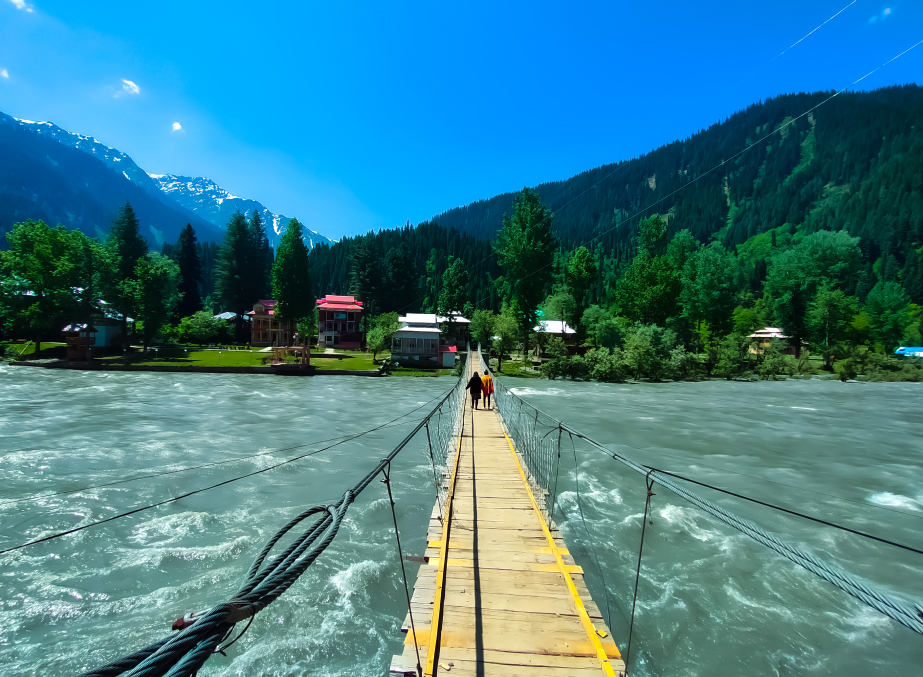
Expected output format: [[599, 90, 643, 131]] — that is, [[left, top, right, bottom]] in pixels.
[[422, 360, 468, 522], [478, 347, 923, 639], [80, 363, 470, 677], [478, 349, 562, 525]]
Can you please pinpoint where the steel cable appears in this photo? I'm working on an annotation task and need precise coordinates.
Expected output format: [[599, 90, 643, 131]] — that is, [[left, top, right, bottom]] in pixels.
[[488, 368, 923, 637], [80, 371, 467, 676]]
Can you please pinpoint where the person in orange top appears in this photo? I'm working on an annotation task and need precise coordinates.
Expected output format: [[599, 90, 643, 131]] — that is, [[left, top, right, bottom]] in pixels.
[[481, 368, 494, 410]]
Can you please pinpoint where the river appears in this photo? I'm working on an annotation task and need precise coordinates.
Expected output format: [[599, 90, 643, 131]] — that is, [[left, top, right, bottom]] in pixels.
[[0, 365, 921, 676]]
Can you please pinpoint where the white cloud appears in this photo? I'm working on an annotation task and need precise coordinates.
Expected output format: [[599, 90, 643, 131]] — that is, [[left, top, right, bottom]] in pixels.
[[121, 79, 140, 95], [8, 0, 34, 12], [0, 69, 8, 79], [172, 122, 182, 131]]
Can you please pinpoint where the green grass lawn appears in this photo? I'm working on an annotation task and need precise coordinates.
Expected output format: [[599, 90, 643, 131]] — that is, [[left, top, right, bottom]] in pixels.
[[96, 347, 268, 368], [391, 367, 454, 377], [313, 349, 379, 371], [487, 357, 541, 378], [2, 341, 66, 359]]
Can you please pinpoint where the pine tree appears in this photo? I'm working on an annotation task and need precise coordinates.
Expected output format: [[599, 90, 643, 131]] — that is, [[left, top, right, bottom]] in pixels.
[[566, 246, 598, 329], [272, 217, 312, 331], [174, 224, 202, 318], [349, 234, 380, 322], [248, 211, 272, 300], [494, 188, 557, 351], [104, 201, 149, 344], [385, 242, 416, 313], [438, 256, 469, 327], [215, 211, 252, 338], [109, 202, 148, 279]]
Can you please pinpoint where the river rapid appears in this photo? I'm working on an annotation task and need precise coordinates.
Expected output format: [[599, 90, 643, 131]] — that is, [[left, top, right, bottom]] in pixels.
[[0, 365, 921, 676]]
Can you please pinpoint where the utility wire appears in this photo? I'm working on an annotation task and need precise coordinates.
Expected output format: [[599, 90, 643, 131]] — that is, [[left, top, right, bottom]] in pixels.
[[0, 392, 448, 507], [398, 2, 874, 315], [471, 36, 923, 308], [738, 0, 859, 85], [0, 390, 453, 555]]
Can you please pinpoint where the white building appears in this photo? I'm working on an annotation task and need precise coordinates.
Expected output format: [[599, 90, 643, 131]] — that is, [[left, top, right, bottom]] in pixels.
[[391, 313, 465, 368]]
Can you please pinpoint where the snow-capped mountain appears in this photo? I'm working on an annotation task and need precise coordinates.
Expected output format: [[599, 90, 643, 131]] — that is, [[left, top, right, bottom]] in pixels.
[[5, 115, 163, 194], [0, 111, 334, 249], [149, 174, 334, 250], [0, 112, 224, 246]]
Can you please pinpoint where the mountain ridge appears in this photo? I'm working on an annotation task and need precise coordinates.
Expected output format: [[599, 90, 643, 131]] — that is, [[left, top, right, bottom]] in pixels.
[[0, 112, 334, 250], [149, 173, 334, 250]]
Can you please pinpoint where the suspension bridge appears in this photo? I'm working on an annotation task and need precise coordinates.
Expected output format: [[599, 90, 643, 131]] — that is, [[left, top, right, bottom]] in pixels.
[[390, 353, 623, 676], [16, 346, 913, 677]]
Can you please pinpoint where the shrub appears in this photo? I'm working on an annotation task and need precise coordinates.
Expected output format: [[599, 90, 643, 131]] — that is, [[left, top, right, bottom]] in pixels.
[[584, 347, 627, 382]]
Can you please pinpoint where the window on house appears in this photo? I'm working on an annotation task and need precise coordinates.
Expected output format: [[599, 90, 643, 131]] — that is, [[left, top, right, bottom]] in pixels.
[[392, 337, 402, 352]]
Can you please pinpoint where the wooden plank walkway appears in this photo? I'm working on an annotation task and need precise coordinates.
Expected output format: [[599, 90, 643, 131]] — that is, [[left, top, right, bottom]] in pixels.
[[391, 358, 625, 676]]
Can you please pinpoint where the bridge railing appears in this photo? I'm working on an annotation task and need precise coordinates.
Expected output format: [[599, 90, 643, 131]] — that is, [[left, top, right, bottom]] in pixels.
[[477, 349, 561, 524], [81, 364, 470, 677], [478, 348, 923, 639]]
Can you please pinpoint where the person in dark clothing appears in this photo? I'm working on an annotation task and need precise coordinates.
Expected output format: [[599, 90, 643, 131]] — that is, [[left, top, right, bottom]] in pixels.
[[466, 371, 483, 409]]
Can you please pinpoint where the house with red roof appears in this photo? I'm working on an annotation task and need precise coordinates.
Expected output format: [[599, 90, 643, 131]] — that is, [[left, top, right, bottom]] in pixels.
[[317, 295, 364, 350], [248, 300, 294, 347]]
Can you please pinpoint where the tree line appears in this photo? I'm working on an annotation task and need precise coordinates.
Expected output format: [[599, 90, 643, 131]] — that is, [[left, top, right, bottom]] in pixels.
[[0, 202, 315, 352]]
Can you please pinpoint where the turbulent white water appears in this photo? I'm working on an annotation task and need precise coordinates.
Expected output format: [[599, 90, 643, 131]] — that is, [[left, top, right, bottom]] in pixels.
[[1, 367, 921, 676]]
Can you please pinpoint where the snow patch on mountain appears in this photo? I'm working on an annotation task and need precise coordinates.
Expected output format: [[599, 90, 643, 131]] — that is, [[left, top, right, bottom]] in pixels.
[[6, 115, 162, 193], [149, 174, 334, 249]]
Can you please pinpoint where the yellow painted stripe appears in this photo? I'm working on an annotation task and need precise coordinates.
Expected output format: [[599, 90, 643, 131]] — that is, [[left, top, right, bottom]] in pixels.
[[424, 396, 465, 676], [503, 430, 621, 674], [426, 559, 582, 573]]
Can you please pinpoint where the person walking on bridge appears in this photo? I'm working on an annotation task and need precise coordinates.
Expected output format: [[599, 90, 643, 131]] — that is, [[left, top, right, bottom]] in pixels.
[[466, 371, 483, 410], [481, 368, 494, 410]]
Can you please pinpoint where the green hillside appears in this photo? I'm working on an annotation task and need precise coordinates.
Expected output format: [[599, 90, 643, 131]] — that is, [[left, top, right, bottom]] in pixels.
[[309, 86, 923, 310]]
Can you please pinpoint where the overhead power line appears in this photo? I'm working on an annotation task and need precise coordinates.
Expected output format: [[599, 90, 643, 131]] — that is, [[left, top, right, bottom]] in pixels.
[[472, 36, 923, 307]]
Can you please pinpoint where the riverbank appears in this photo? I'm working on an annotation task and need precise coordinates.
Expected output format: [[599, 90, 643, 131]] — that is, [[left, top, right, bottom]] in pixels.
[[5, 359, 392, 377]]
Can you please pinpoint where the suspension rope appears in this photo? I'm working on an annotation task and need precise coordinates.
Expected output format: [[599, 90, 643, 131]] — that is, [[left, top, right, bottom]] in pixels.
[[648, 467, 923, 556], [80, 375, 467, 677], [1, 391, 449, 507], [382, 463, 423, 677], [625, 474, 655, 671], [610, 443, 923, 521], [491, 376, 923, 637], [568, 430, 613, 631]]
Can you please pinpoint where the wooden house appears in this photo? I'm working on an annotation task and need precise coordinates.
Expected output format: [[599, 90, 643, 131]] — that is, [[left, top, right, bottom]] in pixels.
[[248, 300, 295, 347], [62, 324, 97, 360], [317, 295, 364, 350]]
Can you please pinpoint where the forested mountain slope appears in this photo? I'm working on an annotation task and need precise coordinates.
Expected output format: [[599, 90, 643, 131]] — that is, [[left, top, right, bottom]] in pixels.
[[307, 86, 923, 310], [430, 85, 923, 297], [308, 221, 500, 314]]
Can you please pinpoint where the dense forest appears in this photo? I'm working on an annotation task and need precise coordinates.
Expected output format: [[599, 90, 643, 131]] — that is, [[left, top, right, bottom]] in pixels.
[[307, 221, 502, 314], [422, 86, 923, 306]]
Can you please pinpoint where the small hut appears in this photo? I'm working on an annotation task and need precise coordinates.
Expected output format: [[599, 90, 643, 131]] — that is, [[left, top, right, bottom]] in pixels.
[[62, 324, 98, 361]]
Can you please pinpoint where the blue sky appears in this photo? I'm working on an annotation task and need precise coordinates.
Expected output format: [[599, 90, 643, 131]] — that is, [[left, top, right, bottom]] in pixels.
[[0, 1, 921, 240]]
